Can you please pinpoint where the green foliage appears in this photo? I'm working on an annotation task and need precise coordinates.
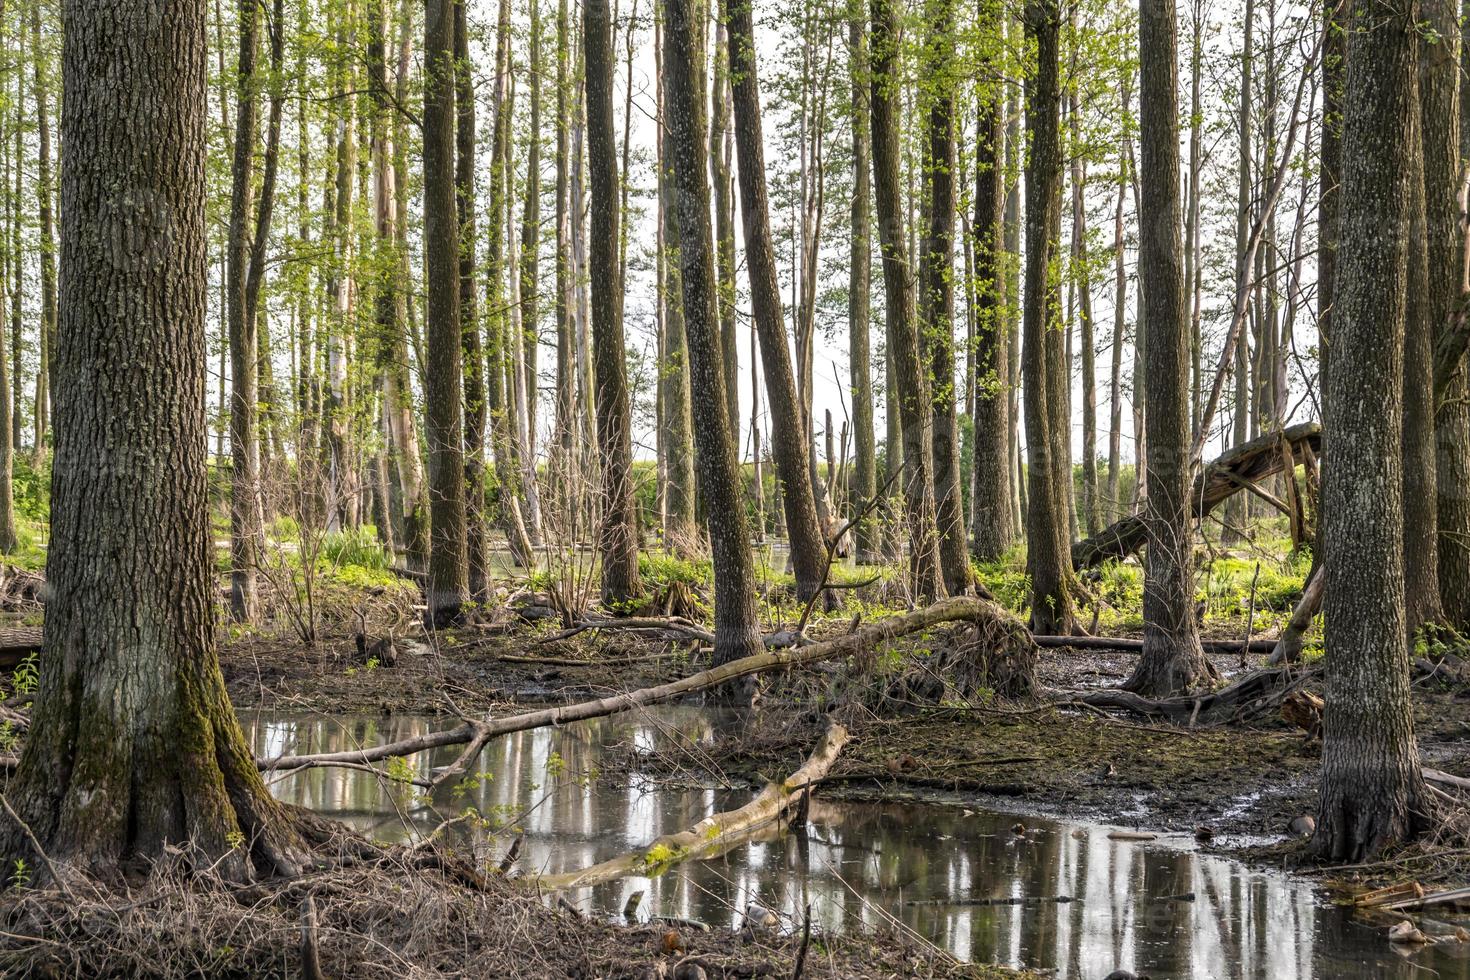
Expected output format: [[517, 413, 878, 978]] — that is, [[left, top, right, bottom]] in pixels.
[[638, 551, 711, 589], [972, 548, 1030, 615], [322, 526, 390, 571], [9, 858, 29, 890], [12, 653, 38, 698], [10, 457, 50, 524]]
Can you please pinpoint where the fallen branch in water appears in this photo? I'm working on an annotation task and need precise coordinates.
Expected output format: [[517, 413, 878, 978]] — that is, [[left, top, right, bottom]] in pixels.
[[527, 723, 849, 892], [258, 596, 1021, 776], [1053, 664, 1319, 726]]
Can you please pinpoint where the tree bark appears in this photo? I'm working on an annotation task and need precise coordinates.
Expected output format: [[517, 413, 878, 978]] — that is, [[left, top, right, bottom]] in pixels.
[[711, 0, 742, 451], [1021, 0, 1075, 634], [969, 0, 1012, 562], [1312, 0, 1432, 863], [919, 0, 969, 596], [727, 0, 833, 604], [3, 0, 308, 882], [847, 0, 879, 563], [870, 0, 945, 602], [586, 0, 643, 605], [661, 0, 763, 677], [1125, 0, 1214, 698], [29, 0, 55, 462], [423, 0, 470, 626]]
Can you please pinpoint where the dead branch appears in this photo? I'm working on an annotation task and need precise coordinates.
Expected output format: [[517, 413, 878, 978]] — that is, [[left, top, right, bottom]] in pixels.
[[1269, 565, 1325, 665], [259, 596, 1021, 775], [1035, 635, 1277, 654], [528, 723, 849, 892], [1073, 422, 1322, 571]]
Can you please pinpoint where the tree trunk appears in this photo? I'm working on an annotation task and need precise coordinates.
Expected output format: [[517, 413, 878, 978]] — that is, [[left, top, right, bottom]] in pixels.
[[870, 0, 945, 602], [1124, 0, 1214, 698], [1021, 0, 1075, 634], [1403, 68, 1446, 633], [29, 0, 55, 463], [458, 0, 491, 596], [1311, 0, 1432, 863], [919, 0, 968, 596], [1223, 0, 1254, 542], [658, 31, 698, 554], [727, 0, 833, 605], [586, 0, 642, 605], [970, 0, 1012, 562], [1069, 91, 1098, 539], [847, 1, 879, 563], [3, 0, 308, 882], [371, 0, 429, 572], [225, 0, 262, 623], [661, 0, 763, 679], [1430, 0, 1470, 632], [423, 0, 469, 626], [711, 0, 742, 451]]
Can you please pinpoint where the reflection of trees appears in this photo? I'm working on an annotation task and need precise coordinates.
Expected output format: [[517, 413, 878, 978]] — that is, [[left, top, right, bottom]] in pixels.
[[247, 710, 1443, 979]]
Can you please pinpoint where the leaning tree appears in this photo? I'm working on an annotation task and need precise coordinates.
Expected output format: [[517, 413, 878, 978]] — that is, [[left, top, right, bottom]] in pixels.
[[1, 0, 310, 881]]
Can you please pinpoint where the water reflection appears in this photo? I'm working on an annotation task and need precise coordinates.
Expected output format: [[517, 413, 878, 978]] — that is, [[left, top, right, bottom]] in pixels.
[[245, 708, 1470, 979]]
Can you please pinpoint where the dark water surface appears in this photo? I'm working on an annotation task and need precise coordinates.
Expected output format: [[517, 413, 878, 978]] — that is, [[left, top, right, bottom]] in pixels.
[[245, 707, 1470, 979]]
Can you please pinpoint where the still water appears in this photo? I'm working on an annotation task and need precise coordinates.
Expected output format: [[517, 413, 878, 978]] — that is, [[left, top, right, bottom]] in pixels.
[[245, 707, 1470, 979]]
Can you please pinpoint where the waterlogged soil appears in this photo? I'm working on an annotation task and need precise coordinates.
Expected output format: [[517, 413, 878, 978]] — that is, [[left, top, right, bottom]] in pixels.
[[220, 620, 1470, 873]]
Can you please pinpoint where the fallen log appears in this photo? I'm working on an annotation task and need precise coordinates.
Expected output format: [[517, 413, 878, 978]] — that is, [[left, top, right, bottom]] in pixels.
[[1055, 664, 1318, 726], [1035, 635, 1276, 654], [1073, 422, 1322, 571], [529, 723, 849, 892], [258, 596, 1028, 776]]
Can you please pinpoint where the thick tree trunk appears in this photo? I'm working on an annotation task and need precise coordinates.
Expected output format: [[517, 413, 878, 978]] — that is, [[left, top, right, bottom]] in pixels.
[[870, 0, 945, 602], [919, 0, 968, 596], [3, 0, 308, 882], [586, 0, 642, 605], [423, 0, 469, 626], [1124, 0, 1214, 698], [848, 2, 879, 563], [661, 0, 763, 678], [1312, 0, 1432, 863], [1021, 0, 1075, 634], [727, 0, 832, 604]]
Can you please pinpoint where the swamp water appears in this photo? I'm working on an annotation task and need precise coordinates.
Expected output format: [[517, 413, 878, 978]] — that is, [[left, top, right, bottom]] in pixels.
[[246, 707, 1470, 979]]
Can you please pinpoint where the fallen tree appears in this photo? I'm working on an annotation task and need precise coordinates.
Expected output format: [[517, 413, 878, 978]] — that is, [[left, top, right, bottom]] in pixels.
[[1035, 635, 1276, 654], [257, 596, 1035, 777], [1056, 663, 1319, 726], [529, 723, 849, 892], [1073, 422, 1322, 571]]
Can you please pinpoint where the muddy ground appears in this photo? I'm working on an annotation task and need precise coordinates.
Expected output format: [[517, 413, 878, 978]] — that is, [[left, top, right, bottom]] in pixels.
[[219, 612, 1470, 890]]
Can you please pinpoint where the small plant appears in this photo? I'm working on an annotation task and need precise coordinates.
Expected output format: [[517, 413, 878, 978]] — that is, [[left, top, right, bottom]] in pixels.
[[12, 653, 38, 698], [0, 721, 18, 753], [225, 829, 245, 851], [385, 755, 416, 785], [364, 656, 380, 672], [9, 858, 29, 890]]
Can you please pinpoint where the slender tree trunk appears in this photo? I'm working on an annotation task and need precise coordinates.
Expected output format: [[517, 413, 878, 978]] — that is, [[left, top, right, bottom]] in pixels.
[[727, 0, 834, 604], [424, 0, 469, 625], [1430, 0, 1470, 631], [1125, 0, 1213, 697], [520, 0, 546, 538], [1022, 0, 1075, 634], [1223, 0, 1255, 541], [4, 0, 309, 880], [711, 0, 741, 450], [1106, 126, 1127, 522], [1069, 92, 1098, 538], [661, 0, 763, 677], [919, 0, 968, 595], [658, 27, 698, 553], [870, 0, 945, 602], [225, 0, 262, 622], [586, 0, 643, 604], [554, 0, 576, 467], [30, 0, 55, 462], [848, 1, 879, 562], [1403, 69, 1445, 632], [970, 0, 1012, 561], [1311, 0, 1432, 863]]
